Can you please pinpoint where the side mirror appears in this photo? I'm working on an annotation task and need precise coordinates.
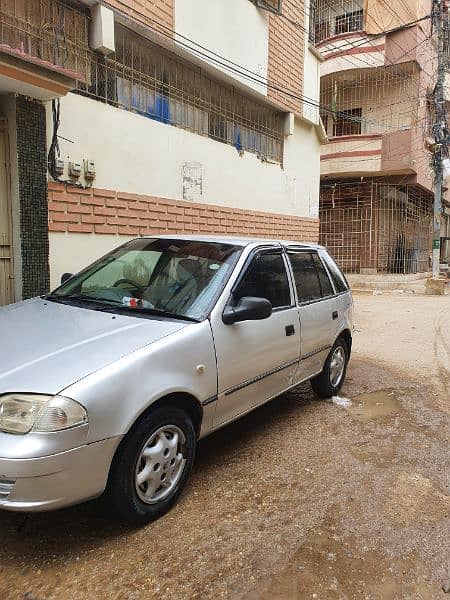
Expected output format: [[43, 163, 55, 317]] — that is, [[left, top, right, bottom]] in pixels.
[[222, 296, 272, 325], [61, 272, 74, 285]]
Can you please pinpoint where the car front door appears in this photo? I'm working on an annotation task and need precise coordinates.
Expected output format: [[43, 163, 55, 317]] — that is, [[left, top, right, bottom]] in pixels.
[[286, 249, 339, 383], [210, 247, 301, 427]]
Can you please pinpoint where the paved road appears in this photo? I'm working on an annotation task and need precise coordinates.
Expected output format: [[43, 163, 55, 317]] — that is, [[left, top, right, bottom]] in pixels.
[[0, 294, 449, 599]]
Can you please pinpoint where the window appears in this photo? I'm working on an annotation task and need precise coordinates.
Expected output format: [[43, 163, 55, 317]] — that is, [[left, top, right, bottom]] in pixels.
[[314, 20, 331, 44], [312, 254, 333, 297], [76, 24, 284, 164], [333, 108, 362, 137], [288, 252, 333, 303], [52, 239, 242, 321], [323, 255, 349, 293], [234, 252, 291, 309], [252, 0, 283, 15], [335, 9, 363, 35]]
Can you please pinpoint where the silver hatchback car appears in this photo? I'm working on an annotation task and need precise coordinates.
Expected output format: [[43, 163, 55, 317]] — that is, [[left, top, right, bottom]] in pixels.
[[0, 236, 352, 523]]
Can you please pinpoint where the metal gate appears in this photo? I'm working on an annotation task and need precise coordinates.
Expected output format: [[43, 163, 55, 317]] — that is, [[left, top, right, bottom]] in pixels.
[[0, 119, 14, 306], [319, 181, 433, 274]]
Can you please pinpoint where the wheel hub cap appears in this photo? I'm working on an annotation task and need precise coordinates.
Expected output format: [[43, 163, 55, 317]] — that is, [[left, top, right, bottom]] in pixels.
[[330, 346, 345, 387], [135, 425, 186, 505]]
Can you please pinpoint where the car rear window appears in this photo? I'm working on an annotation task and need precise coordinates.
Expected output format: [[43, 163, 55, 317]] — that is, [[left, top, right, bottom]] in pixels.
[[323, 253, 349, 293]]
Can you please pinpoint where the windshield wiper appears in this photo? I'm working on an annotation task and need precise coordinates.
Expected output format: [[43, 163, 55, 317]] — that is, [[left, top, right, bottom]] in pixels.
[[45, 294, 199, 322], [115, 306, 200, 322], [45, 293, 124, 307]]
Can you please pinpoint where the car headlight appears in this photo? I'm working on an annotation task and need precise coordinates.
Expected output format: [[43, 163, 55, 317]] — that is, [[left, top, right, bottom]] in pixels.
[[0, 394, 88, 434]]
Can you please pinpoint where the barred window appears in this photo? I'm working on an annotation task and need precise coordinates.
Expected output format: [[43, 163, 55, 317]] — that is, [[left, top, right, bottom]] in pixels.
[[333, 108, 362, 137], [76, 24, 284, 163], [335, 9, 363, 35]]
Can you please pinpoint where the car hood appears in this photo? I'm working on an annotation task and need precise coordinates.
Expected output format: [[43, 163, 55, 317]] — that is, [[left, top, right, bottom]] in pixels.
[[0, 298, 188, 395]]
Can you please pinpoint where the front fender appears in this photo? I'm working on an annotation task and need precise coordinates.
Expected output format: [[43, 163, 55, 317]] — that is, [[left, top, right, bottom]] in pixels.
[[61, 320, 217, 443]]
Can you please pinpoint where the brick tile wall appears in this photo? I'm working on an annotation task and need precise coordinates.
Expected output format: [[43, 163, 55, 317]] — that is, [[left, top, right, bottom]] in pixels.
[[267, 0, 304, 115], [48, 184, 319, 243], [105, 0, 173, 35]]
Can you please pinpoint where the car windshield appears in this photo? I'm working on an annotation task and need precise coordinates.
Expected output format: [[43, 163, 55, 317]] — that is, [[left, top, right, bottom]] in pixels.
[[49, 238, 242, 321]]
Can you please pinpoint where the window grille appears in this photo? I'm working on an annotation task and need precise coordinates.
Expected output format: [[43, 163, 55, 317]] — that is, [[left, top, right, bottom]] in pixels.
[[335, 9, 363, 35], [0, 0, 90, 80], [311, 0, 364, 44], [319, 181, 433, 274], [75, 24, 284, 164], [333, 108, 362, 136], [320, 65, 420, 137]]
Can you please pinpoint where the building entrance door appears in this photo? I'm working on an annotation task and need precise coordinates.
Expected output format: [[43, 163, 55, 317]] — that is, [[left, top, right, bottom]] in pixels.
[[0, 119, 14, 306]]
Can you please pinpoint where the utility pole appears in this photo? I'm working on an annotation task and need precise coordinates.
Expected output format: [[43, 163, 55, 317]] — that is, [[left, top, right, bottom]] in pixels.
[[431, 0, 447, 278]]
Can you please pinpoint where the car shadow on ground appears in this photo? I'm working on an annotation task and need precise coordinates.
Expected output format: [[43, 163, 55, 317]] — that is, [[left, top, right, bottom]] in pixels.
[[0, 382, 318, 569]]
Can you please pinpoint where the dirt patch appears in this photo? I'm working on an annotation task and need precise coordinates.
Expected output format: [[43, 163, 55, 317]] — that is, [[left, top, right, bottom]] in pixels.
[[384, 472, 449, 527]]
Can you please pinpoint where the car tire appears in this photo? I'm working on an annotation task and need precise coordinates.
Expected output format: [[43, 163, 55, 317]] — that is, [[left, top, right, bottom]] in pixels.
[[310, 336, 349, 399], [106, 406, 196, 524]]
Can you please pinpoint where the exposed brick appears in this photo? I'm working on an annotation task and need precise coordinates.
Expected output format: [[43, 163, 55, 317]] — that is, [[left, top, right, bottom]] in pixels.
[[106, 198, 128, 209], [51, 192, 80, 204], [67, 185, 91, 195], [118, 226, 139, 235], [167, 206, 184, 215], [47, 182, 319, 242], [68, 204, 93, 215], [49, 222, 67, 232], [82, 214, 107, 224], [93, 188, 116, 198], [94, 206, 117, 216], [48, 201, 66, 213], [48, 181, 64, 192], [68, 223, 94, 233], [81, 195, 105, 206], [52, 213, 80, 223]]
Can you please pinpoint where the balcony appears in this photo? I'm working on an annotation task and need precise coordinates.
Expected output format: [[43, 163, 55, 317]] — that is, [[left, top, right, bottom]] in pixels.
[[0, 0, 90, 100], [309, 0, 365, 46], [320, 64, 422, 178]]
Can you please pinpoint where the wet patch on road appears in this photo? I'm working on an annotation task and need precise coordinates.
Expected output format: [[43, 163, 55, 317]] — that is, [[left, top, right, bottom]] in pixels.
[[250, 512, 438, 600], [348, 388, 401, 422]]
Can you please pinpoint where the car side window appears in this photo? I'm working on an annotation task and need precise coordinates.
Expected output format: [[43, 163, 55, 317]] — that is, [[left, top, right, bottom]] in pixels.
[[323, 254, 349, 293], [234, 251, 291, 309], [288, 252, 321, 303], [312, 254, 333, 297]]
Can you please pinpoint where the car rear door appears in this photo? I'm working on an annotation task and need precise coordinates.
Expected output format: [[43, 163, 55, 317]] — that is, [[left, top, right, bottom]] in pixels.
[[209, 246, 301, 427], [286, 248, 340, 383]]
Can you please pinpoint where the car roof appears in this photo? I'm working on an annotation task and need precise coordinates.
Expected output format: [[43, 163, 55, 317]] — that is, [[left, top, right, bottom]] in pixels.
[[139, 234, 323, 250]]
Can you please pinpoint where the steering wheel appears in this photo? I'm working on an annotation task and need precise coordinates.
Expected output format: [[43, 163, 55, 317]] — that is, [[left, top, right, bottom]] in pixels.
[[113, 279, 146, 293]]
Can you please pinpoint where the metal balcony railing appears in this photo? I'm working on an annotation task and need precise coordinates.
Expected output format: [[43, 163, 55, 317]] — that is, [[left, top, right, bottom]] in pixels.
[[309, 0, 364, 45], [0, 0, 90, 81]]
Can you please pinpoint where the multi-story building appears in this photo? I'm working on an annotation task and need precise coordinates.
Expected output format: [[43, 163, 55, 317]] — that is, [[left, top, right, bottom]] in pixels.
[[311, 0, 448, 277], [0, 0, 323, 305]]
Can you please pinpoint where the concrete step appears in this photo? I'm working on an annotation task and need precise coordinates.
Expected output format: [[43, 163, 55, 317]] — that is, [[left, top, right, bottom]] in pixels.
[[347, 273, 429, 294]]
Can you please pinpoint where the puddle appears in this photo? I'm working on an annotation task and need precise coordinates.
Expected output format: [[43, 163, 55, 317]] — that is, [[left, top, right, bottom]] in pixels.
[[348, 388, 401, 422]]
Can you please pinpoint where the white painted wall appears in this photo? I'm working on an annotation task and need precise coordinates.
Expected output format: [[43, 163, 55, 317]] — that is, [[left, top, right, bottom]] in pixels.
[[174, 0, 268, 95], [49, 93, 317, 218], [49, 232, 134, 289], [47, 93, 321, 286], [302, 0, 321, 126]]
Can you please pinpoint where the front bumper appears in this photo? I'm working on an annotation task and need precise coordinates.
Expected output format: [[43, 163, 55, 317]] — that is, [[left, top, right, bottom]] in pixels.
[[0, 436, 121, 512]]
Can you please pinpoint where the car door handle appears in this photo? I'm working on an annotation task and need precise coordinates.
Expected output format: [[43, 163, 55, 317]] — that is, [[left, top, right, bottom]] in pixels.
[[332, 311, 338, 320], [285, 324, 295, 336]]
